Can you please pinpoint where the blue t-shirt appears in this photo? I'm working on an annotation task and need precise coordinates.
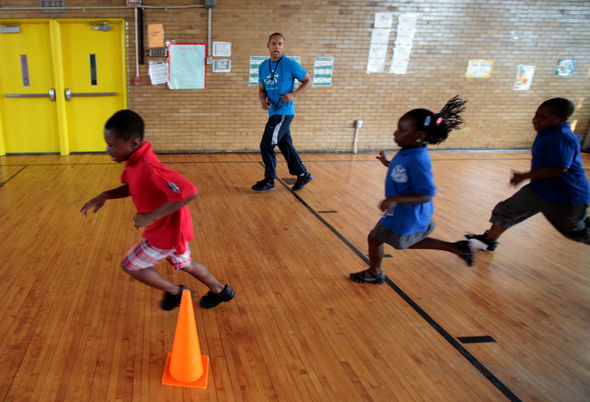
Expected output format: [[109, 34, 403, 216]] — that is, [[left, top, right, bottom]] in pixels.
[[259, 56, 307, 116], [380, 146, 437, 235], [530, 122, 590, 205]]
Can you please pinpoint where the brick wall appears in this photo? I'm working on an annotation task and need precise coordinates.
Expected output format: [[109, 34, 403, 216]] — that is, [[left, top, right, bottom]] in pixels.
[[1, 0, 589, 152]]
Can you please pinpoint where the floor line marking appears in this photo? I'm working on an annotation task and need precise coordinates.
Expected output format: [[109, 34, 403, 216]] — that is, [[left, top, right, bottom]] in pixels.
[[277, 178, 520, 402], [0, 166, 28, 187]]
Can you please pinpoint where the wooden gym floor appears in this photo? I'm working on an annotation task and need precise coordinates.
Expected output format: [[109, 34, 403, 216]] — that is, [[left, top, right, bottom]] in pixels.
[[0, 151, 589, 401]]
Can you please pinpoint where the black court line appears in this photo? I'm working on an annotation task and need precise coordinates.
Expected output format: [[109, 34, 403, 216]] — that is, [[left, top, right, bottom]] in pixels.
[[273, 156, 532, 163], [277, 178, 521, 402], [0, 166, 27, 188], [0, 153, 535, 167], [318, 210, 338, 214], [0, 160, 262, 167], [459, 336, 497, 344]]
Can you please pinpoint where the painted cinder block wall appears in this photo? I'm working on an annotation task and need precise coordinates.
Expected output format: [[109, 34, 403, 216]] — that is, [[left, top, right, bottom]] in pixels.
[[2, 0, 589, 153]]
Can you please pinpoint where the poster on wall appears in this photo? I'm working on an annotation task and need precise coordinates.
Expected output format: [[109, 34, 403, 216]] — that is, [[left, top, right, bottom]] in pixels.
[[389, 13, 418, 74], [249, 56, 268, 86], [366, 26, 390, 73], [555, 59, 575, 76], [213, 41, 232, 57], [213, 59, 231, 73], [147, 24, 164, 48], [465, 59, 494, 78], [148, 61, 168, 85], [513, 65, 535, 91], [313, 57, 334, 86], [374, 12, 393, 29], [168, 43, 206, 89]]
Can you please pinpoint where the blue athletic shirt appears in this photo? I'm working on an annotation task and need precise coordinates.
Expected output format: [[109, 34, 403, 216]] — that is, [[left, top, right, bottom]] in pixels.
[[380, 146, 437, 236], [530, 122, 590, 205], [259, 56, 307, 116]]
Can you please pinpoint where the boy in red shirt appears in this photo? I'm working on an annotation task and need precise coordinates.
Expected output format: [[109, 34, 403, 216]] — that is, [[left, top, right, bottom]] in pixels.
[[81, 110, 234, 310]]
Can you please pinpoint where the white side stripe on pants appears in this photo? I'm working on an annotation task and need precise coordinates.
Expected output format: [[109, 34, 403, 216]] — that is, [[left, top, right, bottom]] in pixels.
[[271, 116, 285, 146]]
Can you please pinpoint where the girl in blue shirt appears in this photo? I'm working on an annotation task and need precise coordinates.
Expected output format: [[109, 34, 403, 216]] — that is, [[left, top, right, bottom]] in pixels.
[[350, 96, 474, 284]]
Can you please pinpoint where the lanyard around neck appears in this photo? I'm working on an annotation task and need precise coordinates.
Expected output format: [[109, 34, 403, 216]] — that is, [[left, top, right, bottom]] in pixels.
[[269, 56, 282, 80]]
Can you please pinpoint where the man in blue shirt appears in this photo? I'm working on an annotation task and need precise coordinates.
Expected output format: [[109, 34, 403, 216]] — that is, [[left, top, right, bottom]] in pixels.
[[252, 32, 313, 192]]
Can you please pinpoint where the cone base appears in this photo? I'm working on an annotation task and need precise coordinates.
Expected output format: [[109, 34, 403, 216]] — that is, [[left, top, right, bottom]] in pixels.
[[161, 353, 209, 388]]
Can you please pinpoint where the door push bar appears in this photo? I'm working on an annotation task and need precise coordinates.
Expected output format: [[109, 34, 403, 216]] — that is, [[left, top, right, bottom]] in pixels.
[[64, 88, 117, 101], [4, 88, 56, 101]]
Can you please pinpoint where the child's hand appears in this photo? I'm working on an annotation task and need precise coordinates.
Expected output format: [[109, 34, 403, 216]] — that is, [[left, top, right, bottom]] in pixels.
[[510, 171, 528, 186], [379, 198, 397, 212], [376, 151, 389, 166], [80, 193, 107, 216], [133, 213, 155, 230]]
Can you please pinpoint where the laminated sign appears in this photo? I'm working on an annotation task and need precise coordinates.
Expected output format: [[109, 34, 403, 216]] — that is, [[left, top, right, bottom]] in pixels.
[[168, 43, 207, 89]]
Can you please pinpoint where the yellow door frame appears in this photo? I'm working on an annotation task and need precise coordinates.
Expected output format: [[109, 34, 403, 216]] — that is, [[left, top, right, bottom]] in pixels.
[[49, 20, 69, 155], [0, 111, 4, 156]]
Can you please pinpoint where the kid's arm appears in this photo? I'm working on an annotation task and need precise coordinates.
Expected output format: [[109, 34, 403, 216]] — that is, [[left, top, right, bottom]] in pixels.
[[376, 151, 390, 167], [510, 167, 568, 186], [80, 184, 130, 216], [379, 193, 433, 211], [133, 191, 198, 230]]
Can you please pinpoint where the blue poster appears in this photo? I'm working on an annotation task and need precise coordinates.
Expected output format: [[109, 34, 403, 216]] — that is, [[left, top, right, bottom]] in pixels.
[[168, 43, 206, 89]]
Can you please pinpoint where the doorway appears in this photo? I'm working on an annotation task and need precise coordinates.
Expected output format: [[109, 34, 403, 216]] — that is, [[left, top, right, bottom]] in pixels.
[[0, 19, 127, 155]]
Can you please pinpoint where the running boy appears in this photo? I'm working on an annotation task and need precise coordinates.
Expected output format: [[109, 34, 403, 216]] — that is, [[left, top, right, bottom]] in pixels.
[[81, 110, 235, 309], [350, 96, 474, 284], [466, 97, 590, 250]]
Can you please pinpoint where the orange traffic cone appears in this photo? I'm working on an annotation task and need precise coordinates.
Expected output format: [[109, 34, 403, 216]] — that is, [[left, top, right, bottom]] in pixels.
[[161, 289, 209, 388]]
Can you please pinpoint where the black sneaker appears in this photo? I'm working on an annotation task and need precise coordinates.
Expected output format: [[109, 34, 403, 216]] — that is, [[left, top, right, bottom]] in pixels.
[[199, 284, 235, 308], [252, 178, 275, 192], [465, 231, 498, 252], [160, 285, 189, 311], [456, 240, 475, 266], [292, 172, 313, 191]]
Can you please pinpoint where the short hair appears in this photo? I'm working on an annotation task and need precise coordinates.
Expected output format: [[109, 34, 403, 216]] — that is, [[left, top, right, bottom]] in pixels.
[[403, 95, 467, 145], [105, 110, 144, 141], [540, 97, 574, 119], [268, 32, 284, 43]]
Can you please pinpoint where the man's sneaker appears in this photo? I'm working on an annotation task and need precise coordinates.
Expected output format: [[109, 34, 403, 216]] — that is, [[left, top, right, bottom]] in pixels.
[[292, 172, 313, 191], [252, 178, 275, 192], [200, 284, 235, 308], [465, 231, 498, 252], [160, 285, 189, 311]]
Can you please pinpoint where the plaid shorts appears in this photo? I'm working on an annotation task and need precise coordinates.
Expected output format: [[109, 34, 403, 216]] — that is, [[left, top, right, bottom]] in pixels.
[[122, 239, 192, 271]]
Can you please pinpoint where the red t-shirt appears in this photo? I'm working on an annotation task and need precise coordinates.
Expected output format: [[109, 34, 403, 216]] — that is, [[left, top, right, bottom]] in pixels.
[[121, 142, 197, 253]]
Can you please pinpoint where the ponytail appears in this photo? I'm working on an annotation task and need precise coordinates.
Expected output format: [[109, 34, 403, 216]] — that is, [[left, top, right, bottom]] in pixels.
[[406, 95, 467, 145]]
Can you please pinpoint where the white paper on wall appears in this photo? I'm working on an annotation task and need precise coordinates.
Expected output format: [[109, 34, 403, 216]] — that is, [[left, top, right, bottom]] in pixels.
[[213, 59, 231, 73], [374, 12, 393, 29], [366, 27, 390, 74], [148, 60, 168, 85], [389, 13, 419, 74], [213, 41, 231, 57]]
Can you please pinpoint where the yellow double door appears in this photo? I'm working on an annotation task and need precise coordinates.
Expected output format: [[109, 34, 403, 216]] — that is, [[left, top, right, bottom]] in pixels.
[[0, 19, 127, 155]]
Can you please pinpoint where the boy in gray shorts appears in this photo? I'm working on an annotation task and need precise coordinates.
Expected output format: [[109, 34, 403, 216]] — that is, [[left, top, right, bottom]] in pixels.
[[466, 98, 590, 251]]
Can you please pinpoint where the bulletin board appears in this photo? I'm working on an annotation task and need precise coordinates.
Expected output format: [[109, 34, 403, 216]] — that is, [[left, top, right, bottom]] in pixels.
[[168, 43, 207, 89]]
